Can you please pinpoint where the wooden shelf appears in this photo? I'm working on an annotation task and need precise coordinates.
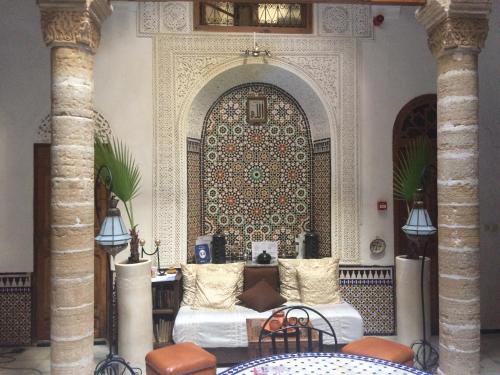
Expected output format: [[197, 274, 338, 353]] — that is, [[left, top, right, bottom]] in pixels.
[[151, 271, 182, 347], [153, 308, 175, 315]]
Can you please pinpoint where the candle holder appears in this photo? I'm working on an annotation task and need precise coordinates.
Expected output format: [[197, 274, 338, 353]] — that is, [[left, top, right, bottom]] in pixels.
[[140, 239, 164, 276]]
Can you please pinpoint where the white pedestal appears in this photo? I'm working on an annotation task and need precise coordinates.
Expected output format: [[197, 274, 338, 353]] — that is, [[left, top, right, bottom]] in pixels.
[[396, 255, 431, 347], [116, 258, 153, 372]]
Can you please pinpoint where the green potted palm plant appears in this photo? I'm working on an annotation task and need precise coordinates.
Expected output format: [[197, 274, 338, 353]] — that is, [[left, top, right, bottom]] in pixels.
[[393, 136, 433, 346], [95, 136, 142, 263], [393, 136, 432, 259], [95, 136, 153, 370]]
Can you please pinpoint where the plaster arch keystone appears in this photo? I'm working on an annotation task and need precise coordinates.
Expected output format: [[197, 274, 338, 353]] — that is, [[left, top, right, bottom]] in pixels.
[[153, 33, 359, 265]]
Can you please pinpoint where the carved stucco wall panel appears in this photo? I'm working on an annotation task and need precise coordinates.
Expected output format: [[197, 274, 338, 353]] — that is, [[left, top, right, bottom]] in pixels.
[[317, 4, 373, 38], [139, 2, 192, 35], [152, 34, 360, 265]]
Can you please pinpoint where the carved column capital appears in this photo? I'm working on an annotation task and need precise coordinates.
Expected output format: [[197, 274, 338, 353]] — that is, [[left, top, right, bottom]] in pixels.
[[427, 16, 489, 57], [39, 0, 112, 53]]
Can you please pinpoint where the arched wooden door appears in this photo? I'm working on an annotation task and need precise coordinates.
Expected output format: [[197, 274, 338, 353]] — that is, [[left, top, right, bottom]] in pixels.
[[393, 94, 438, 334]]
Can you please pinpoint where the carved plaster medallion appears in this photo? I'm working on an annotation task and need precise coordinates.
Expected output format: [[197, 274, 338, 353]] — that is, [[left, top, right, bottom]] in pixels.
[[318, 4, 372, 38], [161, 3, 189, 33], [139, 2, 191, 35]]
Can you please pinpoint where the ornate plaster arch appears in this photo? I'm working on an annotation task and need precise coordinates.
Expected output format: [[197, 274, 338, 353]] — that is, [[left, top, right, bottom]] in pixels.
[[153, 33, 360, 265]]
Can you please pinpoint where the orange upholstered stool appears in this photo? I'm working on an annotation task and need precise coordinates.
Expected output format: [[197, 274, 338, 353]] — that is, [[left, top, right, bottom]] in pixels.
[[341, 337, 414, 367], [145, 342, 217, 375]]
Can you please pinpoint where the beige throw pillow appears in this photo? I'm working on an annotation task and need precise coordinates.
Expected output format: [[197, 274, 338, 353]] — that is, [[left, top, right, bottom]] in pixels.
[[181, 262, 244, 307], [278, 259, 302, 302], [296, 257, 341, 305], [180, 264, 197, 306], [278, 258, 336, 302], [192, 265, 242, 310]]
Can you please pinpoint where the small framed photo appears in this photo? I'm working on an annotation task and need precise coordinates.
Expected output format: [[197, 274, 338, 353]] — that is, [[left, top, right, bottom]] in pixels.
[[247, 97, 267, 124]]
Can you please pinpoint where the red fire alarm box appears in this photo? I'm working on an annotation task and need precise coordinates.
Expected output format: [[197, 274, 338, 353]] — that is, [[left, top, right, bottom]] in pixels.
[[377, 201, 387, 211]]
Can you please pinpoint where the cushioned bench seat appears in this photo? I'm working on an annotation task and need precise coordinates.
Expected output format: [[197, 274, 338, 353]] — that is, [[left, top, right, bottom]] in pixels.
[[173, 301, 363, 348]]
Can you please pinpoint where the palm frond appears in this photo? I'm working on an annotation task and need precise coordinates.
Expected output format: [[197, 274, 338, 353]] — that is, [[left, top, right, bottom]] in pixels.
[[95, 136, 142, 228], [393, 136, 431, 203]]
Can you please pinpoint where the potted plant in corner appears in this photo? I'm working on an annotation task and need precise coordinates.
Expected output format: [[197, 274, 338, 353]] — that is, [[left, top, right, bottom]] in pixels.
[[393, 136, 433, 346], [95, 136, 153, 371]]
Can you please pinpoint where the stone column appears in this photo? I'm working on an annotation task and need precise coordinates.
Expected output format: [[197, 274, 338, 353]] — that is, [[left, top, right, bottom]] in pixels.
[[39, 2, 111, 374], [417, 3, 490, 375]]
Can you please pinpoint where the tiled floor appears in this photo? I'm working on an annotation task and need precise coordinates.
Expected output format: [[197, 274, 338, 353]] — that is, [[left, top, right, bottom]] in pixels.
[[0, 334, 499, 374]]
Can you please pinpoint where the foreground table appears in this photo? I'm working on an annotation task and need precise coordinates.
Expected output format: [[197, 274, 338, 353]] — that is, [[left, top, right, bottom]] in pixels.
[[219, 352, 430, 375]]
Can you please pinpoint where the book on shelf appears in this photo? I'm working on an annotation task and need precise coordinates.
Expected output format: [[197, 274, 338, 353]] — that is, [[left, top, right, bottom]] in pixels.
[[153, 318, 173, 344], [152, 286, 176, 309], [195, 243, 211, 264]]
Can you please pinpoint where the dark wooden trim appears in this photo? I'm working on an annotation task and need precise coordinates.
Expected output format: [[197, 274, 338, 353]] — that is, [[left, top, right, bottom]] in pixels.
[[480, 329, 500, 334], [194, 0, 313, 34]]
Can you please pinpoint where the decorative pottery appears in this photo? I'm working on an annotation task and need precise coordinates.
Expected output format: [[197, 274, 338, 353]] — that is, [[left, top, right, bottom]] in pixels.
[[257, 251, 272, 264]]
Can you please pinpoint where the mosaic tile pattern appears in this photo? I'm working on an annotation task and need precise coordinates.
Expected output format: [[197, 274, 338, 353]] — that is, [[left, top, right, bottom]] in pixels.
[[313, 139, 331, 257], [187, 138, 202, 263], [339, 266, 395, 336], [0, 273, 31, 345], [201, 83, 312, 259]]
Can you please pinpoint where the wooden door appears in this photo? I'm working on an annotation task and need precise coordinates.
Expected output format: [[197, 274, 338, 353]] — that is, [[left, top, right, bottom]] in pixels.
[[392, 95, 438, 334], [33, 144, 109, 342], [33, 144, 51, 341]]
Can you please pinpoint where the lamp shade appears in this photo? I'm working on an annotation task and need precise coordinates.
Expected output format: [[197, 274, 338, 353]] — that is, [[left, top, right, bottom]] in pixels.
[[402, 188, 436, 237], [402, 207, 436, 237], [95, 197, 131, 257]]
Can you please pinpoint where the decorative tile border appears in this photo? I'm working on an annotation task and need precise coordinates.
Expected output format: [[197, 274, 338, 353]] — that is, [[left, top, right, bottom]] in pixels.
[[339, 266, 395, 336], [0, 273, 32, 345]]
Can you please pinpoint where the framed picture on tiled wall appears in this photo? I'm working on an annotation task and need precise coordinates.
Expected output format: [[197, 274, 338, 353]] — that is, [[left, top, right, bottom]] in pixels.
[[247, 96, 267, 124]]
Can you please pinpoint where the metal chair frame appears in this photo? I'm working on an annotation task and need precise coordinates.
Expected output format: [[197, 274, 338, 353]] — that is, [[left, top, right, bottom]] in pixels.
[[258, 305, 338, 356]]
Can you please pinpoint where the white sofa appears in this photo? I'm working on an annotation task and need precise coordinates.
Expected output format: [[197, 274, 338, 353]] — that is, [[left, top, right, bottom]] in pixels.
[[173, 301, 363, 348], [173, 263, 364, 351]]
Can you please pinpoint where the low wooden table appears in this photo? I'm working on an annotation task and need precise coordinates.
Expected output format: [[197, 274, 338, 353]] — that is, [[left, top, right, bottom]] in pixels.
[[246, 318, 319, 359]]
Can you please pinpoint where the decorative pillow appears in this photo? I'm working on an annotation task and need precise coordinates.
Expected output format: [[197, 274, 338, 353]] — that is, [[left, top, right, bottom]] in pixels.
[[278, 258, 340, 302], [296, 258, 341, 305], [181, 262, 244, 306], [244, 266, 280, 292], [238, 279, 287, 312], [278, 259, 302, 302], [192, 266, 242, 310], [181, 264, 197, 306]]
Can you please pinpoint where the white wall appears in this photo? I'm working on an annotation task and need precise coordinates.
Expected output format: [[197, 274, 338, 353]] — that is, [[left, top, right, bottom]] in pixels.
[[94, 3, 153, 265], [0, 0, 50, 272], [358, 6, 436, 265]]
